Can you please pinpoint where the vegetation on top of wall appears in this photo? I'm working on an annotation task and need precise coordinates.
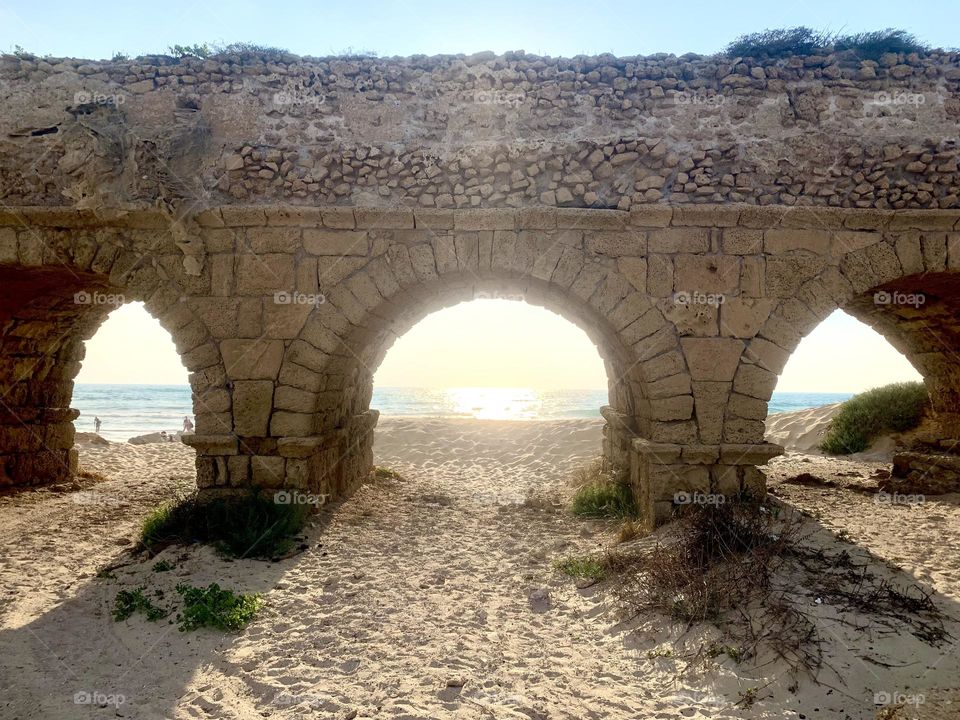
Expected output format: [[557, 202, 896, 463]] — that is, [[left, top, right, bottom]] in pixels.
[[725, 27, 931, 61], [166, 42, 291, 60], [140, 491, 309, 559], [819, 381, 929, 455]]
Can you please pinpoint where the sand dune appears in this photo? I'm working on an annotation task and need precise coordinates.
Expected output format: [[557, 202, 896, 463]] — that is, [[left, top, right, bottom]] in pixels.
[[766, 403, 899, 460]]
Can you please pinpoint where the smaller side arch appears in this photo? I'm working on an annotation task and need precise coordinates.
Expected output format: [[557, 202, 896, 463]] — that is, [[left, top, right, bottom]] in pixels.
[[0, 223, 228, 489]]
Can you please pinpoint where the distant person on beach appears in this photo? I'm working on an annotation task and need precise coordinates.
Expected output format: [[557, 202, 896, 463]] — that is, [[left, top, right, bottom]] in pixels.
[[183, 416, 194, 433], [94, 416, 102, 434], [160, 431, 168, 442]]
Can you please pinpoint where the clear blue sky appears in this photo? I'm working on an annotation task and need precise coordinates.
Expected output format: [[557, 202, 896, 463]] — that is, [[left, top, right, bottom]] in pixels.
[[1, 0, 957, 59]]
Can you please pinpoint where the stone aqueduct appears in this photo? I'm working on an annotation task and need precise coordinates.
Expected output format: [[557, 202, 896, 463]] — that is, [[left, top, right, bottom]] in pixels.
[[1, 48, 959, 526]]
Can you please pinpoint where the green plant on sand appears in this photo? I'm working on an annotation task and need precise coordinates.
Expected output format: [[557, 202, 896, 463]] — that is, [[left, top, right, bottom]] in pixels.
[[140, 491, 309, 559], [819, 382, 928, 455], [570, 459, 637, 520]]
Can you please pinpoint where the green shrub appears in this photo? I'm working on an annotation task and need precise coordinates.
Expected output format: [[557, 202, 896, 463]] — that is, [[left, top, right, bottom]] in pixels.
[[570, 461, 637, 519], [820, 382, 928, 455], [833, 29, 930, 60], [725, 27, 929, 60], [554, 554, 606, 582], [139, 492, 309, 559], [113, 587, 168, 622], [176, 583, 262, 631], [167, 43, 211, 59], [726, 27, 835, 58]]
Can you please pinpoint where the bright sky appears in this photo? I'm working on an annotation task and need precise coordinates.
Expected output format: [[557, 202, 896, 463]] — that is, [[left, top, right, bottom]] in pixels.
[[76, 301, 923, 394], [28, 0, 946, 391], [1, 0, 957, 58]]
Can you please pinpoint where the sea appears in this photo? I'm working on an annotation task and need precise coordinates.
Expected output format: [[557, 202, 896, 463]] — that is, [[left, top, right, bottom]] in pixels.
[[73, 384, 853, 442]]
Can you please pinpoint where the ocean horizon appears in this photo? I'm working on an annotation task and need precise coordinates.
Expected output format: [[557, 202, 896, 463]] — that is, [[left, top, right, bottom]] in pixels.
[[72, 383, 853, 442]]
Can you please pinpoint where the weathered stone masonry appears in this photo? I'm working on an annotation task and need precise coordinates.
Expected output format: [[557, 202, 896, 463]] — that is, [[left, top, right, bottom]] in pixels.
[[1, 49, 959, 527]]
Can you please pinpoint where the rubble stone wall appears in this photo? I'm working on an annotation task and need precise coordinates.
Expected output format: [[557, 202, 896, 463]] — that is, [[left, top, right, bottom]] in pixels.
[[1, 49, 959, 213]]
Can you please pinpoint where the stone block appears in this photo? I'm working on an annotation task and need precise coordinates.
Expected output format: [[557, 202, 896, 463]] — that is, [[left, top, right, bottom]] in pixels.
[[251, 455, 286, 488], [681, 338, 743, 381], [236, 254, 295, 295], [722, 228, 763, 254], [220, 339, 284, 379], [232, 380, 274, 437], [673, 254, 740, 295], [648, 228, 710, 253], [303, 229, 368, 255], [764, 228, 831, 254], [719, 298, 774, 338]]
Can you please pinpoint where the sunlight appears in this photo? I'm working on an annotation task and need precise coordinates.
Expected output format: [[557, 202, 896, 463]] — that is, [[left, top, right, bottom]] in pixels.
[[374, 299, 607, 390], [447, 386, 540, 420], [76, 302, 188, 385], [775, 309, 922, 393]]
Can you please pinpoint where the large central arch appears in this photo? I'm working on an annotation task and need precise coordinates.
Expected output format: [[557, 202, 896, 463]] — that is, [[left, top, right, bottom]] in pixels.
[[267, 226, 685, 503]]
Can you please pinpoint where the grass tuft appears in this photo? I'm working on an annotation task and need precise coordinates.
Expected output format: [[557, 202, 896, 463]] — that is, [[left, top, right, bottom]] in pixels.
[[819, 381, 928, 455], [139, 492, 309, 559], [372, 466, 403, 481], [151, 559, 174, 573], [570, 459, 637, 520], [554, 554, 607, 582], [175, 583, 262, 631]]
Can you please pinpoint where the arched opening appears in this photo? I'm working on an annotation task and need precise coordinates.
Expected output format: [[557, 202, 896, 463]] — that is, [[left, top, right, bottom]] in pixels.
[[0, 264, 123, 486], [273, 263, 672, 504], [748, 264, 960, 498], [767, 308, 923, 452], [73, 302, 192, 443], [370, 297, 610, 474], [0, 240, 223, 490]]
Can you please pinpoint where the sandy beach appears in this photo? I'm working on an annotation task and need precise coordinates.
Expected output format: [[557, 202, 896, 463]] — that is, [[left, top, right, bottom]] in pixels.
[[0, 413, 958, 719]]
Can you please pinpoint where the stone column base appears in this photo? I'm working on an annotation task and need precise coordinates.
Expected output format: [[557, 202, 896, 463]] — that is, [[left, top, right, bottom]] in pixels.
[[0, 406, 78, 487], [629, 439, 784, 530], [183, 409, 381, 505]]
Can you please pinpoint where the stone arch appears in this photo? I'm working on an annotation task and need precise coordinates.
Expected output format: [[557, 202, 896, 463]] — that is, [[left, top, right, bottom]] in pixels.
[[0, 222, 227, 487], [267, 228, 687, 499], [731, 230, 960, 445]]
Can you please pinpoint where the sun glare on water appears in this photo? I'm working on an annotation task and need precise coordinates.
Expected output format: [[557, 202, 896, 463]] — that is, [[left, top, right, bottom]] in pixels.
[[446, 387, 541, 420]]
